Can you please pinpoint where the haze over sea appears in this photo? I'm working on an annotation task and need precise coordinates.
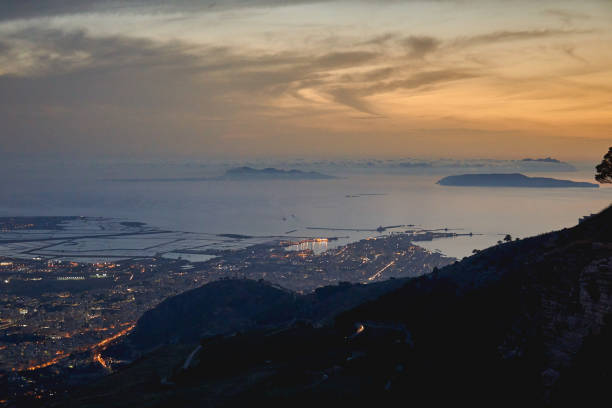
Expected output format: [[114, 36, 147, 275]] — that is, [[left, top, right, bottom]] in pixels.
[[2, 159, 611, 259]]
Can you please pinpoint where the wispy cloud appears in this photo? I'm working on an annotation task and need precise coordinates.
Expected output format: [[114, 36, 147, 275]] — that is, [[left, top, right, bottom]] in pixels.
[[401, 36, 440, 58], [0, 0, 335, 22], [543, 8, 591, 24], [450, 29, 592, 49], [315, 51, 379, 69], [0, 27, 476, 116], [328, 69, 478, 114]]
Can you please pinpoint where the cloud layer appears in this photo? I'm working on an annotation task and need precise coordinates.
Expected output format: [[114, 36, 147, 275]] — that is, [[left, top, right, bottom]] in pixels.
[[0, 0, 611, 159]]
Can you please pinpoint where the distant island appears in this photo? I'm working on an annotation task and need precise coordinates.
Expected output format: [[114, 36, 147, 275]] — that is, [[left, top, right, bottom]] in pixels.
[[223, 166, 335, 180], [521, 157, 561, 163], [398, 161, 432, 168], [110, 167, 335, 182], [518, 157, 576, 171], [437, 173, 598, 188]]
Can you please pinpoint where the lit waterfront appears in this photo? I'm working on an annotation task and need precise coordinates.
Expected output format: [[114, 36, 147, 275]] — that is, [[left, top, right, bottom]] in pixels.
[[284, 238, 330, 254]]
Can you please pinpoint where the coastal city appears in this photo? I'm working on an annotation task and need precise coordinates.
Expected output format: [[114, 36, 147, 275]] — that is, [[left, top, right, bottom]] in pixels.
[[0, 216, 459, 405]]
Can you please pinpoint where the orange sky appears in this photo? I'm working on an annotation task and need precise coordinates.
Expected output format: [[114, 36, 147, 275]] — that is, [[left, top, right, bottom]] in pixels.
[[0, 0, 610, 160]]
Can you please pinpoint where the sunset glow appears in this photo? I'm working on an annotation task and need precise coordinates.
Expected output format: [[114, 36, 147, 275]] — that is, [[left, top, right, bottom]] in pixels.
[[1, 0, 610, 160]]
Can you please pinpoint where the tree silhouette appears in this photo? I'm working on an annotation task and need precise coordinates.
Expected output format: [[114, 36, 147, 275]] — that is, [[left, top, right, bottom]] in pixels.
[[595, 146, 612, 183]]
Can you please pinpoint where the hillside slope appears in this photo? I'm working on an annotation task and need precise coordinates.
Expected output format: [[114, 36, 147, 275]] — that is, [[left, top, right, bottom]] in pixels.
[[128, 278, 408, 351], [335, 203, 612, 404], [64, 205, 612, 407]]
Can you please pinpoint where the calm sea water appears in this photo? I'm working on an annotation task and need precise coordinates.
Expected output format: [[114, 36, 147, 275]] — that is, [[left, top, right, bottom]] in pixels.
[[2, 161, 610, 258]]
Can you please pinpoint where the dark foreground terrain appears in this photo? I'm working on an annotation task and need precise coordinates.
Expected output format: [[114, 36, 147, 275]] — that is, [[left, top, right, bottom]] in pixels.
[[59, 205, 612, 407]]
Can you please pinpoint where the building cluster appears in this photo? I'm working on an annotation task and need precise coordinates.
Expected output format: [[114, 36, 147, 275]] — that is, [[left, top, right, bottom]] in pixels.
[[203, 231, 455, 292], [0, 256, 213, 403]]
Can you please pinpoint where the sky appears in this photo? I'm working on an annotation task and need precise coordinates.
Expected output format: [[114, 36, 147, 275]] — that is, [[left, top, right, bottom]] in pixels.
[[1, 0, 611, 160]]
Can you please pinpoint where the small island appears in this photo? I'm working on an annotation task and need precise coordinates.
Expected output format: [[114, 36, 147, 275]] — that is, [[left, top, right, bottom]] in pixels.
[[521, 157, 562, 163], [518, 157, 576, 172], [223, 167, 335, 180], [437, 173, 598, 188]]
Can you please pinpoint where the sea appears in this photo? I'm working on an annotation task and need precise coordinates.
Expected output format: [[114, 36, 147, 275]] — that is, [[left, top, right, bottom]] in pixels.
[[1, 158, 611, 259]]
